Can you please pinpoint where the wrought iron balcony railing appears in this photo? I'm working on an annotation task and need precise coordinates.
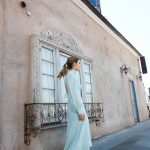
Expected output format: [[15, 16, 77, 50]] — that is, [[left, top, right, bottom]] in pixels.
[[24, 102, 104, 145]]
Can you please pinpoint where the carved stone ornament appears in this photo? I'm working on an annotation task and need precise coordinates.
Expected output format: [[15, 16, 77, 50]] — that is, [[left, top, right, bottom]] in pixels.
[[30, 28, 93, 103], [41, 29, 80, 52]]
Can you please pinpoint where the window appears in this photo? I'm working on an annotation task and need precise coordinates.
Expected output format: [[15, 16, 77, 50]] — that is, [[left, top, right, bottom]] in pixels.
[[59, 52, 70, 103], [83, 62, 93, 103], [40, 46, 56, 120], [40, 47, 94, 104], [88, 0, 101, 11], [32, 31, 94, 105], [88, 0, 96, 7], [30, 31, 96, 128], [58, 52, 84, 103], [40, 46, 55, 103]]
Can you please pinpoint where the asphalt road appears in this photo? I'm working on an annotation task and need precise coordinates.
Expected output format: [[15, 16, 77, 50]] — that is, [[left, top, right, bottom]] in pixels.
[[91, 119, 150, 150]]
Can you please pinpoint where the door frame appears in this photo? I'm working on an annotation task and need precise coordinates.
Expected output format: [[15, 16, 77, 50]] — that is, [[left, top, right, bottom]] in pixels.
[[128, 80, 140, 123]]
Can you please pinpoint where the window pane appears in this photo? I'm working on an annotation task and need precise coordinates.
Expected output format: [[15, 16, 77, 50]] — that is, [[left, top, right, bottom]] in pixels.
[[59, 53, 70, 102], [88, 0, 97, 7], [59, 54, 68, 70], [85, 83, 92, 93], [41, 105, 55, 119], [42, 105, 49, 118], [60, 77, 68, 103], [83, 63, 90, 73], [42, 89, 49, 102], [42, 75, 48, 88], [42, 89, 54, 103], [84, 73, 91, 83], [83, 62, 93, 102], [42, 75, 54, 89], [41, 61, 54, 75], [85, 93, 92, 102], [47, 76, 54, 89], [49, 90, 55, 102], [41, 47, 55, 103], [41, 47, 53, 62]]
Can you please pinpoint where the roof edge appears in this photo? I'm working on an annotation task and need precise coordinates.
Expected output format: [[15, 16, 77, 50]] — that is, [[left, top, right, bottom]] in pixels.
[[81, 0, 142, 57]]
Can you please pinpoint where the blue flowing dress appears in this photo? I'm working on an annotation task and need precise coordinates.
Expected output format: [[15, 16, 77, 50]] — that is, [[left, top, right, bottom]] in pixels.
[[63, 69, 92, 150]]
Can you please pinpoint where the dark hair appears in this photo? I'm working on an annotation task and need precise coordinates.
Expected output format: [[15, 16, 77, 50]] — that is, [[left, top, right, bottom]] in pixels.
[[57, 56, 79, 79]]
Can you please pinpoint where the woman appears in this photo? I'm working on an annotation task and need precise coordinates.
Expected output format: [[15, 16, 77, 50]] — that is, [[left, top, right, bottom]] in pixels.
[[57, 56, 92, 150]]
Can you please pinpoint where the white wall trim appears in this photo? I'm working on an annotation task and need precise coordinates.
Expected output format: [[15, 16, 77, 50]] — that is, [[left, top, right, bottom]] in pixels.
[[72, 0, 140, 58]]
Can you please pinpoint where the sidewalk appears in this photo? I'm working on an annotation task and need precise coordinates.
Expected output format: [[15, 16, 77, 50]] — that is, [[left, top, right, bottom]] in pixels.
[[91, 119, 150, 150]]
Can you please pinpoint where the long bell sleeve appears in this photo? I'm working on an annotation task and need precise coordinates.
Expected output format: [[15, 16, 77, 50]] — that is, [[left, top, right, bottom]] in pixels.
[[67, 72, 85, 115]]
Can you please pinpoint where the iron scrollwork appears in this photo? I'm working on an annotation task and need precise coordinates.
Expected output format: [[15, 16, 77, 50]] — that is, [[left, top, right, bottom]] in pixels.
[[24, 102, 104, 145]]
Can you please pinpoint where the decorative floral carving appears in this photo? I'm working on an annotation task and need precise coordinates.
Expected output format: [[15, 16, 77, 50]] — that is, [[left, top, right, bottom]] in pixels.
[[30, 29, 93, 103], [41, 29, 80, 52], [31, 35, 41, 103]]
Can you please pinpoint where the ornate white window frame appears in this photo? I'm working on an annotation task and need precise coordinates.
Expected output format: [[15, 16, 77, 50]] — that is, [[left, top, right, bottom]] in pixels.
[[30, 29, 94, 103]]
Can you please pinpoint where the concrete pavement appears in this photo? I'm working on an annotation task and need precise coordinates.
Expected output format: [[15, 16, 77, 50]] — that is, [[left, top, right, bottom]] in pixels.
[[91, 119, 150, 150]]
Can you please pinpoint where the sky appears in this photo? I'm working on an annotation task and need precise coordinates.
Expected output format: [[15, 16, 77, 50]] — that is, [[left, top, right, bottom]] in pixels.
[[100, 0, 150, 93]]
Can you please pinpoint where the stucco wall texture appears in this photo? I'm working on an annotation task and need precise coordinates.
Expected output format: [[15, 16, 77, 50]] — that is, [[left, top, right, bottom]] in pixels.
[[0, 0, 149, 150]]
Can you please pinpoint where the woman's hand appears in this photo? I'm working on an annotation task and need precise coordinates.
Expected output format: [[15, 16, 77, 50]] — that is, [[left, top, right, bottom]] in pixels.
[[78, 113, 85, 121]]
